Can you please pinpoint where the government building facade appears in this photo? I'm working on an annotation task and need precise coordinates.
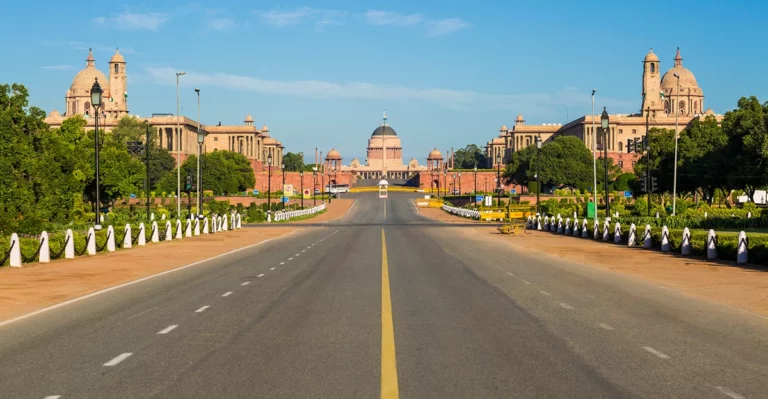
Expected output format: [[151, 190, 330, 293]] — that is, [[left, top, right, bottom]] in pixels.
[[486, 48, 722, 172]]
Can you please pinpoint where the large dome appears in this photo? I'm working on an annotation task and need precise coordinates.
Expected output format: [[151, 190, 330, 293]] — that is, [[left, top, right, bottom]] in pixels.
[[660, 48, 700, 92], [372, 125, 397, 137], [70, 50, 108, 96]]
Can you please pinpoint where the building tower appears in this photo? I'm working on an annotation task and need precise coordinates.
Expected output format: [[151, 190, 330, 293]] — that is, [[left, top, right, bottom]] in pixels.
[[641, 48, 663, 115], [108, 48, 128, 118]]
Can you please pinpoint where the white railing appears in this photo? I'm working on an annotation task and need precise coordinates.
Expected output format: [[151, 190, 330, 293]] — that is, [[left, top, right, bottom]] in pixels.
[[5, 213, 243, 268], [442, 205, 480, 220], [273, 203, 327, 222]]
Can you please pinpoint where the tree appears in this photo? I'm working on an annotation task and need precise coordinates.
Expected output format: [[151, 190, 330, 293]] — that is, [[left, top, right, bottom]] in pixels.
[[678, 115, 731, 204], [453, 144, 488, 169], [158, 150, 255, 196], [721, 96, 768, 199], [634, 128, 675, 194], [503, 136, 596, 191], [283, 152, 306, 171]]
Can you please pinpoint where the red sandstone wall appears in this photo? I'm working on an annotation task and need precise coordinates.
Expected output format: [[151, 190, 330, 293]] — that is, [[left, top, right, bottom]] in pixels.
[[415, 171, 523, 194]]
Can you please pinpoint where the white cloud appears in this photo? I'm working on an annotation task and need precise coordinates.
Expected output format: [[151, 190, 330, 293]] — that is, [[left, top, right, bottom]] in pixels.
[[426, 18, 470, 37], [255, 7, 345, 30], [364, 10, 469, 37], [142, 66, 636, 116], [207, 17, 236, 31], [364, 10, 423, 26], [92, 11, 169, 31], [42, 65, 76, 71]]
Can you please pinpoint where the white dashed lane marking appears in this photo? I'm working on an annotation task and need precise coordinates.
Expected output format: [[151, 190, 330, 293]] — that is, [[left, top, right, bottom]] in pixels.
[[103, 352, 133, 367], [222, 292, 233, 297], [599, 323, 614, 330], [715, 386, 746, 399], [539, 290, 551, 296], [44, 396, 61, 399], [643, 346, 670, 359], [270, 267, 276, 271], [506, 272, 514, 276], [559, 302, 574, 310], [195, 306, 210, 313], [257, 274, 265, 277], [242, 281, 251, 286], [288, 258, 293, 261], [280, 261, 285, 265], [522, 280, 531, 285], [157, 325, 178, 335]]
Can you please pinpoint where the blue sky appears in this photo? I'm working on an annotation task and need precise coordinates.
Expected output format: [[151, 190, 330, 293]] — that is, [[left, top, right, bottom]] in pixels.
[[2, 0, 766, 163]]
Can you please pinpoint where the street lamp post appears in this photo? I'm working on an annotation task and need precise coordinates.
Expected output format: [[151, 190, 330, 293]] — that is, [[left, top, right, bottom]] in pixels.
[[601, 107, 610, 218], [313, 168, 317, 206], [495, 153, 502, 207], [473, 164, 477, 206], [195, 88, 203, 217], [672, 73, 681, 215], [281, 163, 286, 210], [458, 171, 462, 196], [175, 71, 186, 218], [645, 106, 652, 216], [452, 173, 456, 196], [144, 120, 151, 220], [321, 166, 325, 203], [267, 153, 273, 222], [91, 78, 103, 230], [328, 170, 333, 204], [443, 170, 447, 199], [591, 89, 597, 210], [300, 171, 304, 208], [536, 136, 542, 214]]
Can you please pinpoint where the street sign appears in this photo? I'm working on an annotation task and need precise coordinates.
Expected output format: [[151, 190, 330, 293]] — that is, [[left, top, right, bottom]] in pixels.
[[624, 191, 632, 198], [476, 195, 484, 202], [510, 189, 517, 195], [587, 201, 596, 218], [484, 196, 493, 207], [283, 184, 294, 197], [303, 188, 311, 198], [129, 193, 136, 199], [282, 196, 289, 203], [253, 190, 259, 195]]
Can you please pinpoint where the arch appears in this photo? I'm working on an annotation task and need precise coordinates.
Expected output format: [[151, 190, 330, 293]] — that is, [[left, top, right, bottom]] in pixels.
[[84, 102, 90, 116], [650, 63, 655, 73], [679, 100, 686, 115], [618, 141, 623, 152], [664, 100, 670, 114]]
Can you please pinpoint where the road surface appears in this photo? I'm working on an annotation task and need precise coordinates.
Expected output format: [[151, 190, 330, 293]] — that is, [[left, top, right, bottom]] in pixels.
[[0, 192, 766, 398]]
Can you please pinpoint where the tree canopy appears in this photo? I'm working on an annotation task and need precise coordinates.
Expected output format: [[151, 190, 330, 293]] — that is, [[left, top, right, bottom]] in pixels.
[[157, 150, 255, 195], [453, 144, 488, 169]]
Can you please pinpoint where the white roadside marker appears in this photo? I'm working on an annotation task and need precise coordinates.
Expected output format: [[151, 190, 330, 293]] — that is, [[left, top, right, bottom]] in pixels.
[[195, 306, 210, 313], [157, 325, 178, 335], [643, 346, 670, 359], [104, 352, 133, 367], [222, 292, 233, 297]]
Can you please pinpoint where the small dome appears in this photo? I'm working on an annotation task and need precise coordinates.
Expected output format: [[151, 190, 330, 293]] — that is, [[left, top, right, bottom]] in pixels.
[[244, 113, 253, 122], [372, 125, 397, 136], [500, 124, 507, 131], [644, 48, 659, 62], [427, 148, 443, 160], [109, 48, 125, 63], [261, 124, 269, 132], [516, 114, 524, 121], [49, 109, 61, 118], [326, 148, 341, 160]]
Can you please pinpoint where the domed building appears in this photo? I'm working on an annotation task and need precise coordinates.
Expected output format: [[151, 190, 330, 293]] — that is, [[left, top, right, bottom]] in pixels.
[[660, 48, 704, 116], [63, 48, 128, 120]]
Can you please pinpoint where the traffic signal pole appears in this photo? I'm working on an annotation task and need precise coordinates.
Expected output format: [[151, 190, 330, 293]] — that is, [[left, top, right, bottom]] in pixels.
[[645, 107, 652, 217]]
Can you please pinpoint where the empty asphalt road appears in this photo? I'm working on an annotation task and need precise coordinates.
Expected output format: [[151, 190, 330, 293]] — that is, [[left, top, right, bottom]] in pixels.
[[1, 192, 767, 398]]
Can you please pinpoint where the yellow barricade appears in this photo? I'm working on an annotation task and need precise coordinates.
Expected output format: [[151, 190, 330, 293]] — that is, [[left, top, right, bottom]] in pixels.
[[479, 211, 506, 221]]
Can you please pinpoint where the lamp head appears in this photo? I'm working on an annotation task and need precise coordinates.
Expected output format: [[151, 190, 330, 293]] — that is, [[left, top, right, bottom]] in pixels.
[[536, 136, 542, 149], [90, 78, 103, 107], [267, 153, 272, 165], [600, 107, 609, 129], [194, 88, 200, 94]]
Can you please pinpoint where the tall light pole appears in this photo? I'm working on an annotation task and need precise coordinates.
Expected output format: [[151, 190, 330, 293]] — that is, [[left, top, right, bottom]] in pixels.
[[144, 120, 151, 220], [458, 171, 462, 196], [91, 78, 103, 230], [195, 88, 203, 216], [473, 164, 477, 206], [601, 107, 610, 218], [313, 168, 317, 206], [443, 169, 448, 199], [672, 73, 680, 215], [452, 172, 456, 196], [536, 136, 542, 214], [175, 71, 186, 218], [495, 152, 502, 207], [267, 153, 273, 221], [645, 106, 652, 217], [281, 163, 286, 210], [300, 171, 304, 208], [591, 89, 597, 213]]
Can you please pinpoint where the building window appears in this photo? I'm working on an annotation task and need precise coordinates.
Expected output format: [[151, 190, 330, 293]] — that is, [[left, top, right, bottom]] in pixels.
[[619, 129, 623, 134], [650, 63, 655, 73], [114, 64, 119, 74], [632, 129, 637, 134], [214, 137, 218, 141], [618, 160, 624, 169], [618, 142, 623, 152], [632, 161, 637, 167], [84, 102, 90, 116]]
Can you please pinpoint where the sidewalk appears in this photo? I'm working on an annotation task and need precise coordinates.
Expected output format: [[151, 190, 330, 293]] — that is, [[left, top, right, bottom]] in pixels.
[[421, 207, 768, 318]]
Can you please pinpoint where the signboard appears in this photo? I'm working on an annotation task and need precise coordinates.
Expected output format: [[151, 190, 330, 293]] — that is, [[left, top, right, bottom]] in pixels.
[[624, 191, 632, 198], [283, 184, 294, 197], [253, 190, 259, 195], [129, 193, 137, 199], [484, 196, 493, 207], [587, 201, 596, 218], [303, 188, 311, 198], [476, 195, 484, 203], [282, 196, 290, 203], [510, 189, 517, 195]]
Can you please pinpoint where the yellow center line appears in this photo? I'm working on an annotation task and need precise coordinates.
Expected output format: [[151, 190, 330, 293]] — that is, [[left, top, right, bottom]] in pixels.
[[381, 229, 399, 399]]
